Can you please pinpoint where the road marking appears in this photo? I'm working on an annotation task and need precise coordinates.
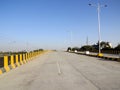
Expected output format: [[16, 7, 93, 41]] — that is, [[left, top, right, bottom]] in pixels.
[[57, 60, 62, 75]]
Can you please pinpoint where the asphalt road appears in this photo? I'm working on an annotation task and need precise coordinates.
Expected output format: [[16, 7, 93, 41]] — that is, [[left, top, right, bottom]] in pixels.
[[0, 51, 120, 90]]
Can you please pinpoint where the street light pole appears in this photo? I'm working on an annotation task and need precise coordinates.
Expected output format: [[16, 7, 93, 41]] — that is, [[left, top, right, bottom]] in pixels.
[[98, 3, 101, 54], [89, 2, 107, 56]]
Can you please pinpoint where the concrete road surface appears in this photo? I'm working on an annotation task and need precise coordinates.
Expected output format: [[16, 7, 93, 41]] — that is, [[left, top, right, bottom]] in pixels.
[[0, 51, 120, 90]]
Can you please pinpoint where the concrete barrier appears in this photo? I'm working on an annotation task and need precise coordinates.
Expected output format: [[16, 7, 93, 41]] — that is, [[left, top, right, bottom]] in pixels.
[[15, 55, 20, 67], [22, 54, 27, 64], [27, 53, 29, 61], [25, 53, 28, 62], [4, 56, 10, 72], [0, 69, 2, 75], [10, 55, 16, 69], [19, 54, 23, 65], [0, 57, 4, 74], [0, 50, 48, 75], [71, 51, 120, 62]]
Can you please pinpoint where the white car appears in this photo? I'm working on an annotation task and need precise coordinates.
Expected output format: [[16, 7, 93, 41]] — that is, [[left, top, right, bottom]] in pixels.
[[85, 51, 90, 55], [74, 50, 78, 53]]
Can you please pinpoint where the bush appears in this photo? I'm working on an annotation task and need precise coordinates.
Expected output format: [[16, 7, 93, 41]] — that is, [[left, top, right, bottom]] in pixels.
[[72, 47, 80, 51], [114, 44, 120, 50], [80, 45, 95, 51], [67, 47, 71, 52]]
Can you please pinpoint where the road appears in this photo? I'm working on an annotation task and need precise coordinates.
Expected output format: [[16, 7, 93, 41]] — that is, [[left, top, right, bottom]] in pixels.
[[0, 51, 120, 90]]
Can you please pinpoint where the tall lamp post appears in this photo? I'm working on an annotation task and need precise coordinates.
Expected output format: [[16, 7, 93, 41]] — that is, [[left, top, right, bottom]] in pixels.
[[89, 2, 107, 56]]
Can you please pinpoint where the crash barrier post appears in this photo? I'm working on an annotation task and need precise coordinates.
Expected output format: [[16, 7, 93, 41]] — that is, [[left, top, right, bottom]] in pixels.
[[33, 52, 35, 56], [0, 69, 2, 75], [29, 53, 31, 59], [28, 53, 30, 60], [4, 56, 10, 72], [29, 53, 31, 60], [30, 52, 33, 60], [27, 53, 29, 60], [0, 57, 4, 74], [23, 54, 26, 64], [10, 55, 16, 69], [31, 52, 33, 58], [0, 50, 46, 75], [30, 52, 31, 59], [27, 53, 29, 61], [25, 53, 28, 62], [19, 54, 23, 65], [15, 55, 20, 67]]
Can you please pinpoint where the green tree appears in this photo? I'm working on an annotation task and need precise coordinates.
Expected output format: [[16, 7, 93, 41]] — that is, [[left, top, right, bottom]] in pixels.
[[96, 41, 112, 49], [80, 45, 95, 51], [114, 44, 120, 50], [67, 47, 71, 52], [72, 47, 80, 51]]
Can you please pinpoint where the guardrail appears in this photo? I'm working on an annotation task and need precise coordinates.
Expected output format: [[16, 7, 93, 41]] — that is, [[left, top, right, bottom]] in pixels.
[[0, 50, 47, 75]]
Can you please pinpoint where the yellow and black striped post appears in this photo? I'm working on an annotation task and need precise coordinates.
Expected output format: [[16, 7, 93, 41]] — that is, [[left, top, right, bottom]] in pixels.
[[23, 54, 26, 64], [0, 57, 3, 74], [29, 53, 31, 60], [27, 53, 30, 61], [10, 55, 16, 69], [0, 70, 2, 75], [19, 54, 23, 65], [4, 56, 10, 72], [25, 53, 28, 62], [15, 55, 20, 67]]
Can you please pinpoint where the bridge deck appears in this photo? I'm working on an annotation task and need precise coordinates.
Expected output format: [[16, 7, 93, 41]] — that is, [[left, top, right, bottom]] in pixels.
[[0, 51, 120, 90]]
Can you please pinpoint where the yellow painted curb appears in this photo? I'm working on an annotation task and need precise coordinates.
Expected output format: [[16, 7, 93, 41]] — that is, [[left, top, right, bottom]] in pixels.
[[97, 53, 104, 57], [4, 66, 10, 72]]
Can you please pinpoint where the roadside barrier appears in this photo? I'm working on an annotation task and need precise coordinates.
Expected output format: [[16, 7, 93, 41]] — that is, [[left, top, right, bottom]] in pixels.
[[19, 54, 23, 65], [0, 57, 5, 74], [70, 51, 120, 62], [0, 50, 47, 75], [10, 55, 16, 69], [23, 54, 26, 64], [15, 55, 20, 67], [25, 53, 28, 62], [4, 56, 10, 72]]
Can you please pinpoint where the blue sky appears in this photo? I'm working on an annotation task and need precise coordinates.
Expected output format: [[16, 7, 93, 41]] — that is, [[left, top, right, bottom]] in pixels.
[[0, 0, 120, 51]]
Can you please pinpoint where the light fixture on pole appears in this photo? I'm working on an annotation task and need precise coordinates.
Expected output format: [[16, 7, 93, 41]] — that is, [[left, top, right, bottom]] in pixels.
[[89, 2, 107, 57]]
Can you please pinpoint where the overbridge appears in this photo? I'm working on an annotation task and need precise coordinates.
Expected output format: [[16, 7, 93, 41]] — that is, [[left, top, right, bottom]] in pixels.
[[0, 51, 120, 90]]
